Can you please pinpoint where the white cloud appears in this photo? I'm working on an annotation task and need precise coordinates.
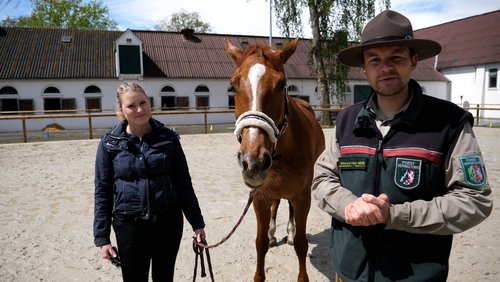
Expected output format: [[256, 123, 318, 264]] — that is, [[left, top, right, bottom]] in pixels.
[[391, 0, 500, 30]]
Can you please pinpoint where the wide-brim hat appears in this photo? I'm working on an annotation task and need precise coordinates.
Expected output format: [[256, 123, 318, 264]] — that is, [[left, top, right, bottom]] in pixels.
[[338, 10, 441, 67]]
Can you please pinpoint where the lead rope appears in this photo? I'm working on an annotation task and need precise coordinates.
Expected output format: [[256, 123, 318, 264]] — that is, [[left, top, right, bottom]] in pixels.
[[193, 238, 214, 281], [192, 190, 255, 281]]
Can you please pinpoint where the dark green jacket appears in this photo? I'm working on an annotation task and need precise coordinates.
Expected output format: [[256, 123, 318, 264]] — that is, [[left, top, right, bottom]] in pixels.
[[332, 80, 473, 281]]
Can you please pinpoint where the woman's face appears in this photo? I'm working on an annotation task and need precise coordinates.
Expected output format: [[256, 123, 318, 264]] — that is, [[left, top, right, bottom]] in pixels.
[[118, 90, 152, 127]]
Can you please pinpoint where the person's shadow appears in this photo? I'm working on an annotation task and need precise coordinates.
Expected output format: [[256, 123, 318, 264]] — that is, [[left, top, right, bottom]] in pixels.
[[308, 228, 336, 281]]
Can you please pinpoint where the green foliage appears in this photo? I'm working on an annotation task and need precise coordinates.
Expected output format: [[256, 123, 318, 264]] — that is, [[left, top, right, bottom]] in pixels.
[[272, 0, 391, 125], [273, 0, 306, 37], [1, 0, 118, 30], [155, 9, 213, 33]]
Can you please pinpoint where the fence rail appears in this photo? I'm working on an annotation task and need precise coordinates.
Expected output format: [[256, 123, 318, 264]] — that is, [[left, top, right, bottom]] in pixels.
[[1, 104, 499, 143]]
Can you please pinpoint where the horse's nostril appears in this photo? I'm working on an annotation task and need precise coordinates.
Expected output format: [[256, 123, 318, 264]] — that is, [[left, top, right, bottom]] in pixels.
[[262, 152, 272, 172], [238, 152, 249, 171]]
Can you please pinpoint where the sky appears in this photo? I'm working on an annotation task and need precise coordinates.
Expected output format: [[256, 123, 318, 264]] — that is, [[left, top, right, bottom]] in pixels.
[[1, 0, 499, 38]]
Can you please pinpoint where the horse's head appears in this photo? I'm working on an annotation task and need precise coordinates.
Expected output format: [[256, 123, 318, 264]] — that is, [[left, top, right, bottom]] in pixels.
[[224, 38, 299, 189]]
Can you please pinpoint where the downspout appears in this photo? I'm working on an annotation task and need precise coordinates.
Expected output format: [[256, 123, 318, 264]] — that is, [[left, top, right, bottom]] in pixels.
[[480, 66, 487, 121], [433, 54, 439, 70], [434, 54, 451, 101]]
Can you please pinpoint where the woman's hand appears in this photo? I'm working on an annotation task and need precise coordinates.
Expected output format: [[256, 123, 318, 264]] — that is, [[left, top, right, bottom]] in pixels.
[[99, 244, 119, 261], [194, 228, 206, 243]]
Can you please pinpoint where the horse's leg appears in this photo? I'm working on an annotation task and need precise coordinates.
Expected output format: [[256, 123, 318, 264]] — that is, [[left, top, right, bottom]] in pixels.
[[268, 199, 280, 247], [286, 202, 295, 245], [253, 195, 272, 282], [290, 193, 311, 282]]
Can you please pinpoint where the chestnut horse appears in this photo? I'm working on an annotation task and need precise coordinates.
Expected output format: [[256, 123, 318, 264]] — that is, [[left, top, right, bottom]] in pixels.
[[224, 38, 325, 282]]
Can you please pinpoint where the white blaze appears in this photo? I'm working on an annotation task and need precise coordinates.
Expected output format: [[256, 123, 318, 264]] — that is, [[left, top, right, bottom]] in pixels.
[[247, 63, 266, 111]]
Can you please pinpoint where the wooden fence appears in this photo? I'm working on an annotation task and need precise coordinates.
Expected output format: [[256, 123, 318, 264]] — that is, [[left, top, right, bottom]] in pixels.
[[0, 104, 498, 143]]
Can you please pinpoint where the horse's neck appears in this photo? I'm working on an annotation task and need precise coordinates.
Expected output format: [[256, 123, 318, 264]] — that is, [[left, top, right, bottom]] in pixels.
[[275, 102, 302, 153]]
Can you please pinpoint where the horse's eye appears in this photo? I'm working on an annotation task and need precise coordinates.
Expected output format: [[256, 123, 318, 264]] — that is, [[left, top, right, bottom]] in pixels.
[[228, 83, 237, 93], [277, 81, 287, 93]]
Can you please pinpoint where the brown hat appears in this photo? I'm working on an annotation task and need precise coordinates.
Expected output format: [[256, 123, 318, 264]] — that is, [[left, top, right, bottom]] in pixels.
[[338, 10, 441, 67]]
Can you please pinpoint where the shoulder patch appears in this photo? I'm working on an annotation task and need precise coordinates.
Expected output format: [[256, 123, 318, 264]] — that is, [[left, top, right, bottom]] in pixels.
[[459, 155, 487, 187]]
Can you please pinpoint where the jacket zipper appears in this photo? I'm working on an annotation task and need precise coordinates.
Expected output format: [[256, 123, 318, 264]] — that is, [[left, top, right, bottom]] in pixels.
[[139, 139, 151, 220], [374, 138, 383, 194]]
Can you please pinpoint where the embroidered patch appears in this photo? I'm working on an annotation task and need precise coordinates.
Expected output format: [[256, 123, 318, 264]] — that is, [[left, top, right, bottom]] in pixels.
[[394, 158, 421, 189], [459, 155, 487, 187], [338, 157, 368, 170]]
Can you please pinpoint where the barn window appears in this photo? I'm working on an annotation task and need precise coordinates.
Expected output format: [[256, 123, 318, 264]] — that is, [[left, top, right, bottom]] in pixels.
[[161, 85, 176, 93], [0, 86, 20, 113], [86, 97, 102, 112], [196, 96, 210, 110], [195, 85, 210, 92], [84, 85, 102, 93], [287, 85, 299, 93], [489, 68, 498, 88]]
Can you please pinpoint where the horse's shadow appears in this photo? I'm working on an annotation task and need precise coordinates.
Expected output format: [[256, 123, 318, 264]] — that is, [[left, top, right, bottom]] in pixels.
[[272, 228, 335, 280], [307, 229, 335, 281]]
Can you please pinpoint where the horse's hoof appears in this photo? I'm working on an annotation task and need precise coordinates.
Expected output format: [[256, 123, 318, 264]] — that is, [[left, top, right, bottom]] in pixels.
[[282, 236, 294, 245], [269, 238, 277, 247]]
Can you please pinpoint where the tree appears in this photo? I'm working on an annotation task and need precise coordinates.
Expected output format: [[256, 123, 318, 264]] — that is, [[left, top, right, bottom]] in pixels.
[[1, 0, 118, 30], [155, 9, 213, 33], [273, 0, 390, 125]]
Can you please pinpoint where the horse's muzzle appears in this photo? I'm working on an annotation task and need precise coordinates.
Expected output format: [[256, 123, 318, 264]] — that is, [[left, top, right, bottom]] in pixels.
[[238, 150, 272, 188]]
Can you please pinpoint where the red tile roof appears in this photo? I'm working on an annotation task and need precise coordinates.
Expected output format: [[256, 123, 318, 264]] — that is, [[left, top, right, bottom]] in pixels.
[[415, 10, 500, 69], [0, 26, 446, 82], [0, 27, 121, 79], [133, 31, 315, 79]]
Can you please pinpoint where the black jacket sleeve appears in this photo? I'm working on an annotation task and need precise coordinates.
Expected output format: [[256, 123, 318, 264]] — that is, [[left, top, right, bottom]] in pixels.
[[171, 139, 205, 231], [93, 138, 114, 247]]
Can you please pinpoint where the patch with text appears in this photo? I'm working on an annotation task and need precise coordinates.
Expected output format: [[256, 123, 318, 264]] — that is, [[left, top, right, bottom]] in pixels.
[[338, 157, 368, 170], [459, 155, 487, 187], [394, 158, 421, 189]]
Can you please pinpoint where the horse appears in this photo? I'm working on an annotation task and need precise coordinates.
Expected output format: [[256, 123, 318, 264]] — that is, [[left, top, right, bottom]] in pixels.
[[224, 38, 325, 282]]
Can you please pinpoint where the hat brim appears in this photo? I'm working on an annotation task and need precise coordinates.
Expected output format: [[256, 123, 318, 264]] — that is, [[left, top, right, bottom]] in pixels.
[[338, 39, 441, 67]]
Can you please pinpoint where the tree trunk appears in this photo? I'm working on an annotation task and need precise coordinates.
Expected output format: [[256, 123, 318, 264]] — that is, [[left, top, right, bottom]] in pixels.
[[309, 2, 333, 126]]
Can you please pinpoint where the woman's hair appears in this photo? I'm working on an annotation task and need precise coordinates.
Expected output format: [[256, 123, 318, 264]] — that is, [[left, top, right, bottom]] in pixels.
[[115, 82, 149, 121]]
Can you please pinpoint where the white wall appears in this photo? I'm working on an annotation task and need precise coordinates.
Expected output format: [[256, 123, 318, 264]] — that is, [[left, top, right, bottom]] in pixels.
[[442, 64, 500, 118], [419, 80, 450, 101], [442, 66, 481, 106], [0, 78, 321, 132]]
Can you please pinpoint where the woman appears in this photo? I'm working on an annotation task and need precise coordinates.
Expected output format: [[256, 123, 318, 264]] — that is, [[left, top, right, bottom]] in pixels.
[[93, 82, 206, 281]]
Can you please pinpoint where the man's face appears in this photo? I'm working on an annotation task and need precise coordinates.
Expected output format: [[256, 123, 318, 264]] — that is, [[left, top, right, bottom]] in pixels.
[[362, 46, 417, 97]]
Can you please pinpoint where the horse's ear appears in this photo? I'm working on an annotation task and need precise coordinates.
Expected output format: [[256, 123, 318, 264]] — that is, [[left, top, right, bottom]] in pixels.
[[224, 39, 243, 63], [279, 37, 299, 63]]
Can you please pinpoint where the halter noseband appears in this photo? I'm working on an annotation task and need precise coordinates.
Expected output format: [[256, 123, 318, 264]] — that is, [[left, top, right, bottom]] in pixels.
[[234, 94, 289, 145]]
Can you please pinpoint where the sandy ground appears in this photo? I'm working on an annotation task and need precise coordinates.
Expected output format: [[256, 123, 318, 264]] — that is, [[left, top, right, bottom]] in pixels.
[[0, 127, 498, 281]]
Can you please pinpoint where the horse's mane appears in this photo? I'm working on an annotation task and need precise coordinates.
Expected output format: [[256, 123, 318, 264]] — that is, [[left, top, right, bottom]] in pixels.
[[236, 43, 283, 70]]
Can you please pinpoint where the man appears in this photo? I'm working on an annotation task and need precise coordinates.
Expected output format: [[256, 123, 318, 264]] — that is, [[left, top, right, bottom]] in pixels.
[[312, 10, 492, 282]]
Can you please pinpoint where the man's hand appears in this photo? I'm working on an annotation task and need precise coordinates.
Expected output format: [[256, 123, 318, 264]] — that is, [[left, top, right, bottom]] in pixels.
[[345, 193, 390, 226]]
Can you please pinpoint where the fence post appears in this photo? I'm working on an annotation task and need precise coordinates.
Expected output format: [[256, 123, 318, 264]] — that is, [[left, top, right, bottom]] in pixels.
[[22, 115, 27, 143], [476, 105, 480, 127], [204, 111, 208, 134], [88, 113, 93, 139]]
